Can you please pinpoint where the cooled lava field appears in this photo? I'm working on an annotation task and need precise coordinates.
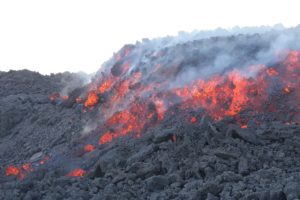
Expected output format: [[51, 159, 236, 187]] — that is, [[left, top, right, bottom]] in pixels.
[[1, 26, 300, 200]]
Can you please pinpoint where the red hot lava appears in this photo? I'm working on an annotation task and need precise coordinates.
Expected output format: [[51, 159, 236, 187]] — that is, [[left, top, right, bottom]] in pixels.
[[5, 163, 33, 180], [84, 144, 95, 153], [84, 91, 99, 108], [45, 49, 299, 148], [99, 132, 113, 144], [190, 117, 197, 123], [66, 169, 86, 177], [62, 95, 69, 100], [6, 48, 300, 182], [76, 50, 300, 144], [49, 92, 60, 102], [98, 79, 113, 94], [5, 166, 20, 177]]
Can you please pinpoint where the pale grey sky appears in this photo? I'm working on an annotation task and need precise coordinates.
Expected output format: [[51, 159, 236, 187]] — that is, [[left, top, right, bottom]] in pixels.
[[0, 0, 299, 74]]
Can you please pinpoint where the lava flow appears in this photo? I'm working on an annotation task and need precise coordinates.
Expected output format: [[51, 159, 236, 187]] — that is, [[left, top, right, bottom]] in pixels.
[[46, 49, 300, 147], [84, 91, 99, 108], [76, 50, 299, 145], [5, 163, 33, 180], [84, 144, 95, 153], [3, 28, 300, 200], [66, 169, 86, 177]]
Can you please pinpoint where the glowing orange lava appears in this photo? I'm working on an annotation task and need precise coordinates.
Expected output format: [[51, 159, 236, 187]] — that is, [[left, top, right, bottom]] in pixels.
[[266, 67, 279, 76], [49, 92, 60, 102], [98, 79, 113, 94], [84, 91, 99, 108], [5, 163, 34, 180], [92, 50, 299, 144], [5, 166, 20, 176], [22, 163, 33, 172], [62, 95, 69, 100], [84, 144, 95, 152], [67, 169, 86, 177], [283, 87, 291, 94], [99, 132, 113, 144], [53, 50, 300, 146], [240, 125, 248, 129], [190, 117, 197, 123]]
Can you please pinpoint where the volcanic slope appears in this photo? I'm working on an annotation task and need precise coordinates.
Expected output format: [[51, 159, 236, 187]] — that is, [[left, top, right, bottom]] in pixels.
[[1, 27, 300, 200]]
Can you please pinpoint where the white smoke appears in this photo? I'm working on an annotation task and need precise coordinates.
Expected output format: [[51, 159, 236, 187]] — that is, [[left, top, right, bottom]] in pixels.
[[60, 72, 92, 96]]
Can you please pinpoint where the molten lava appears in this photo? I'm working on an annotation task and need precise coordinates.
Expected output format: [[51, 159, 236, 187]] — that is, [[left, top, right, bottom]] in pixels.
[[5, 163, 34, 180], [22, 163, 33, 172], [84, 144, 95, 153], [240, 125, 248, 129], [67, 169, 86, 177], [77, 50, 298, 144], [62, 95, 69, 100], [98, 79, 113, 94], [190, 117, 197, 123], [266, 67, 279, 76], [84, 91, 99, 108], [45, 49, 298, 147], [5, 166, 20, 176], [99, 132, 113, 145], [49, 92, 60, 102]]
